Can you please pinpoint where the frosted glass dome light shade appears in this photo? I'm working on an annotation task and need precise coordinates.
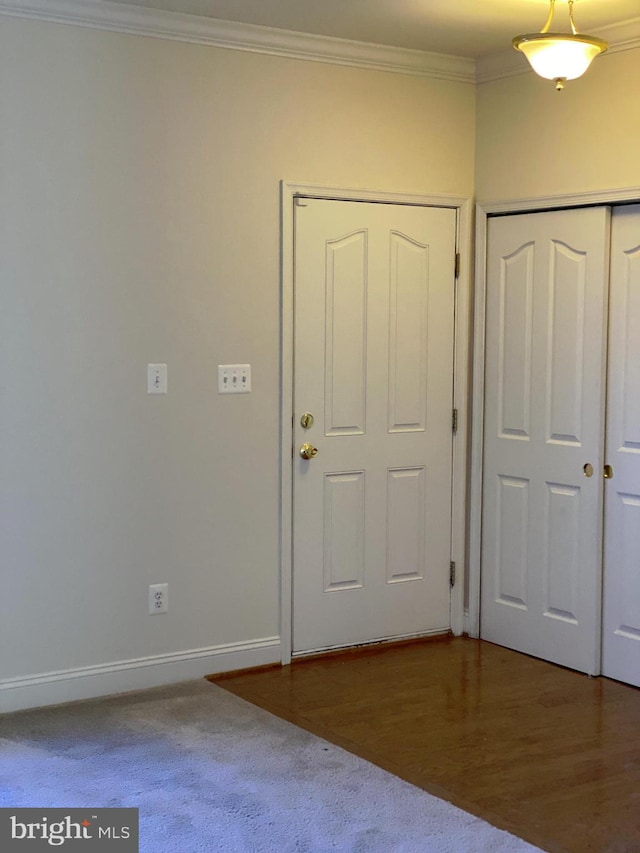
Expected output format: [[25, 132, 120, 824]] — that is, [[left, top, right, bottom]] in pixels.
[[513, 33, 608, 81], [512, 0, 608, 89]]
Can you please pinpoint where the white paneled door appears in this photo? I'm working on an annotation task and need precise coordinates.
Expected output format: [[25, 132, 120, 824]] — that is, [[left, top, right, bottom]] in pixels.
[[292, 198, 457, 654], [481, 207, 611, 675], [603, 205, 640, 687]]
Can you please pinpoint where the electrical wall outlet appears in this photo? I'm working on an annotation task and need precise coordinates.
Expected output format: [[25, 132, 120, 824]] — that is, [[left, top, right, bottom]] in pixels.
[[218, 364, 251, 394], [148, 583, 168, 614]]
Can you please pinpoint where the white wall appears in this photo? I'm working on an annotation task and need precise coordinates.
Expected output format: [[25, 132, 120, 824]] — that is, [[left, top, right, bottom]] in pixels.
[[476, 48, 640, 201], [0, 16, 475, 709]]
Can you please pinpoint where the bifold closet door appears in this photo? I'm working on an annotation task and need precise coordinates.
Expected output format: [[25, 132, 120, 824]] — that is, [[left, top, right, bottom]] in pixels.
[[602, 205, 640, 687], [481, 207, 610, 675]]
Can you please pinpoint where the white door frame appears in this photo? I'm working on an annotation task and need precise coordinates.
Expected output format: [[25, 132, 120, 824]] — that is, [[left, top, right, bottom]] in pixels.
[[280, 181, 472, 664], [468, 185, 640, 639]]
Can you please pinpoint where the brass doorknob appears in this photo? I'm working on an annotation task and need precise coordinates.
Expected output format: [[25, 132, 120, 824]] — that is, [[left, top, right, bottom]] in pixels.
[[300, 443, 318, 460], [604, 464, 614, 479]]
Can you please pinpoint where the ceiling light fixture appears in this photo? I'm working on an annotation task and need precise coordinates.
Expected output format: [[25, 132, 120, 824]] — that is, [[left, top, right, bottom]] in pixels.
[[513, 0, 608, 90]]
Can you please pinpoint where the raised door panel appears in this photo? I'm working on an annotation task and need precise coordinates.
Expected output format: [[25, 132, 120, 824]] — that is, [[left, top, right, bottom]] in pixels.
[[325, 231, 367, 436], [616, 245, 640, 454], [388, 233, 429, 433], [386, 467, 426, 583], [498, 243, 534, 440], [494, 475, 529, 609], [323, 472, 366, 592], [546, 241, 586, 445], [543, 483, 580, 623]]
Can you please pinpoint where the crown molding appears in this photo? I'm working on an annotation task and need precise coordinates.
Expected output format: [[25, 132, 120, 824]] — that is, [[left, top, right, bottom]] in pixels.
[[0, 0, 476, 83], [477, 16, 640, 84], [1, 0, 636, 86]]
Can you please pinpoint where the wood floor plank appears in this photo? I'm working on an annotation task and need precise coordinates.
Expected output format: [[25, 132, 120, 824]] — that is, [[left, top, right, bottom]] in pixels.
[[209, 636, 640, 853]]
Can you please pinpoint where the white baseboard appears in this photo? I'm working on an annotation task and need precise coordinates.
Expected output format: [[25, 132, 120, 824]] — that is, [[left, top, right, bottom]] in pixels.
[[0, 636, 281, 713]]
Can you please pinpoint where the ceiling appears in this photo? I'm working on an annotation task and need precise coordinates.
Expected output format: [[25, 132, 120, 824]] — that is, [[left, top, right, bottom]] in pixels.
[[110, 0, 640, 58]]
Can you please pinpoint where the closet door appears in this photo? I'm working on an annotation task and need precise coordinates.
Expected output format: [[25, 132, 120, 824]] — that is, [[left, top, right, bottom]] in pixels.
[[481, 207, 610, 675], [603, 205, 640, 687]]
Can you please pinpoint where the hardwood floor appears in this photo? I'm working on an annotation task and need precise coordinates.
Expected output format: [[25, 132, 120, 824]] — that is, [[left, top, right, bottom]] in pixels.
[[210, 636, 640, 853]]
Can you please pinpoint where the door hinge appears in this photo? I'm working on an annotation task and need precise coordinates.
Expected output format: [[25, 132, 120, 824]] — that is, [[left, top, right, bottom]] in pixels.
[[452, 408, 458, 434], [454, 252, 460, 279], [450, 561, 456, 588]]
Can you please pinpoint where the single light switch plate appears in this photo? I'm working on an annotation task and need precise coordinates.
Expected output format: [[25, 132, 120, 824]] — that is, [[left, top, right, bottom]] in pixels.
[[148, 364, 168, 394], [218, 364, 251, 394]]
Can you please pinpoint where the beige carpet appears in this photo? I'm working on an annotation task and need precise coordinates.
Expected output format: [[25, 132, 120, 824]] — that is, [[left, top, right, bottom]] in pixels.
[[0, 679, 544, 852]]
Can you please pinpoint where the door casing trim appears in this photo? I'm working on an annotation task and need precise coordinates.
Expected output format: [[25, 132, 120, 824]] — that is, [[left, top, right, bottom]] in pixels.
[[468, 186, 640, 639], [280, 181, 472, 663]]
